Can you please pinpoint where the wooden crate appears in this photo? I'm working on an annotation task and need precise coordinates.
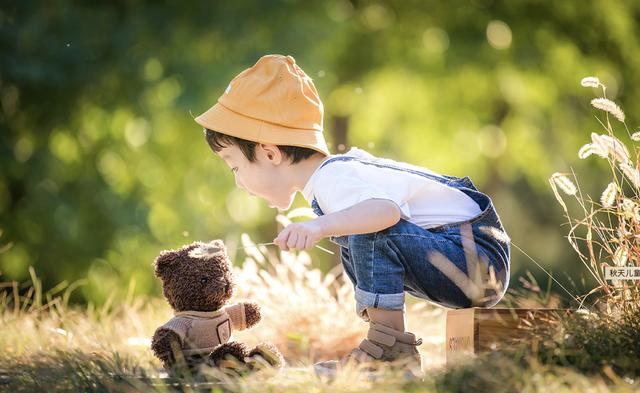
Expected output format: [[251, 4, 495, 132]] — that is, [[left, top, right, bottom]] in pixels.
[[445, 307, 572, 365]]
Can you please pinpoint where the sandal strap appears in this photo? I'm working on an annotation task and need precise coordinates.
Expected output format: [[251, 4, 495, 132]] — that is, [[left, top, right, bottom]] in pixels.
[[355, 323, 425, 360], [369, 322, 424, 346], [358, 338, 384, 359], [368, 327, 396, 346]]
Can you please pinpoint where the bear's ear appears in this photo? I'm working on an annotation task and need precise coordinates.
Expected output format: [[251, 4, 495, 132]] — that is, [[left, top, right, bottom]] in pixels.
[[187, 239, 227, 260], [154, 250, 181, 279], [209, 239, 226, 253]]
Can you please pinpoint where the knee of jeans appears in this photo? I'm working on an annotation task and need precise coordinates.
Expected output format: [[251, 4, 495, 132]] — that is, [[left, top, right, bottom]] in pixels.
[[347, 231, 378, 247], [351, 231, 378, 240], [330, 235, 349, 248], [346, 233, 382, 255], [478, 270, 509, 307]]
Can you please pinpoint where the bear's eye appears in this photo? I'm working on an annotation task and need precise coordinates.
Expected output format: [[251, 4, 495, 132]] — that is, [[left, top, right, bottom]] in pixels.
[[200, 277, 208, 284]]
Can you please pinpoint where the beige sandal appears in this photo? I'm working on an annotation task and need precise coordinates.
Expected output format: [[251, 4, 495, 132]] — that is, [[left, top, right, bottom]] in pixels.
[[314, 322, 423, 376]]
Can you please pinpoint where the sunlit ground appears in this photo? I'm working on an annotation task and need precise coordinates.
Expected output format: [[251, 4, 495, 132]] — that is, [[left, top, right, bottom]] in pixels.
[[1, 231, 638, 392], [0, 242, 448, 392]]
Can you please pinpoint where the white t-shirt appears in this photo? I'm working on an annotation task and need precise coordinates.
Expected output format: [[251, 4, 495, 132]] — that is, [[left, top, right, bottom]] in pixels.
[[301, 147, 483, 229]]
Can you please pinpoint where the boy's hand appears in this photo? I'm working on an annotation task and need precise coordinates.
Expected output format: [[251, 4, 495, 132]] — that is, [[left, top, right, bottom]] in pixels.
[[273, 220, 324, 251]]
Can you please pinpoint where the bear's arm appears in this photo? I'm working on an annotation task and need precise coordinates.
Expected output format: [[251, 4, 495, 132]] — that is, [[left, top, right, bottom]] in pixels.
[[151, 327, 184, 370], [223, 302, 261, 331]]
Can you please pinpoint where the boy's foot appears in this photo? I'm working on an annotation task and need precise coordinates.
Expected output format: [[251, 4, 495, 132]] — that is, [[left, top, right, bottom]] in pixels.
[[313, 322, 423, 378]]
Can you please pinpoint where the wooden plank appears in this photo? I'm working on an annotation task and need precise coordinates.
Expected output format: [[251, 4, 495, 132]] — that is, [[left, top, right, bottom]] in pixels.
[[445, 307, 572, 365]]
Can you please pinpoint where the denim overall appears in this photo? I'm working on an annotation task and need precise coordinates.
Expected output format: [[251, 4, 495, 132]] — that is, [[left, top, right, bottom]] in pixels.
[[310, 155, 511, 320]]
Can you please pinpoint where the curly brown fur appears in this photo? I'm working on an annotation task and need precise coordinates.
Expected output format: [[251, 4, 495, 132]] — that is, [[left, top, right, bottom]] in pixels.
[[150, 328, 182, 370], [209, 341, 250, 366], [242, 302, 262, 328], [154, 239, 234, 312], [151, 239, 284, 374]]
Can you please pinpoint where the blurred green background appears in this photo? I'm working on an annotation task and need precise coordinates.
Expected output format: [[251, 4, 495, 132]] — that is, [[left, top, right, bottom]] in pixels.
[[1, 0, 638, 305]]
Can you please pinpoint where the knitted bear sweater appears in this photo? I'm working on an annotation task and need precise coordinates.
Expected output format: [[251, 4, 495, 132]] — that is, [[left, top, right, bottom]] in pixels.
[[160, 303, 247, 355]]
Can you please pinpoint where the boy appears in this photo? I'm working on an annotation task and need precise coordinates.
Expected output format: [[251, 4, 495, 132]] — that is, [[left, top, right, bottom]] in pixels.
[[196, 54, 511, 372]]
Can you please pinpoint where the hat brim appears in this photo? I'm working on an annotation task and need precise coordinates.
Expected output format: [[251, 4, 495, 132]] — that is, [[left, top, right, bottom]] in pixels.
[[195, 102, 330, 156]]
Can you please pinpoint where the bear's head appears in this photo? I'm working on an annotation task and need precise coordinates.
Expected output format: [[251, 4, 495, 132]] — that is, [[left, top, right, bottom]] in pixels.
[[153, 239, 234, 312]]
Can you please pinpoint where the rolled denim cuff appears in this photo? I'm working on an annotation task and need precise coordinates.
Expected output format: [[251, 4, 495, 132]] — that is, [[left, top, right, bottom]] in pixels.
[[354, 286, 405, 321]]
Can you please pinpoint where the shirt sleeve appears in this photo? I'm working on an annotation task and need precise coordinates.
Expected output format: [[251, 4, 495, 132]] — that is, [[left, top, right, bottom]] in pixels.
[[314, 170, 412, 220], [160, 317, 189, 342], [222, 303, 247, 331]]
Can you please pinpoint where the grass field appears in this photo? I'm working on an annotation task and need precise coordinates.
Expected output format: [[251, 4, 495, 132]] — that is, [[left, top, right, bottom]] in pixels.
[[1, 232, 639, 392]]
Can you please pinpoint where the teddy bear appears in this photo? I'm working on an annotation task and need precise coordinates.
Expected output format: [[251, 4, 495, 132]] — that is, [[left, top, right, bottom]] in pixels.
[[150, 239, 284, 375]]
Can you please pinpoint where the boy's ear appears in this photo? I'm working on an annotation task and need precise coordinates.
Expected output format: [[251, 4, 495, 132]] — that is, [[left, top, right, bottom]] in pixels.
[[154, 250, 180, 279], [259, 143, 282, 164]]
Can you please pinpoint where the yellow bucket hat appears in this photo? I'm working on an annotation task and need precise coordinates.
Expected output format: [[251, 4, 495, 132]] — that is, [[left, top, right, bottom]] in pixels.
[[195, 54, 330, 156]]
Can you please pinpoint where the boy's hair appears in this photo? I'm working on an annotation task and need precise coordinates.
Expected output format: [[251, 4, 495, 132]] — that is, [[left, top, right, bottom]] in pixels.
[[204, 128, 322, 164]]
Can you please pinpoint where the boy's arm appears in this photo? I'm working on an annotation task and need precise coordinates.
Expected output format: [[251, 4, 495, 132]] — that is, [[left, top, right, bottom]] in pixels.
[[316, 198, 402, 237]]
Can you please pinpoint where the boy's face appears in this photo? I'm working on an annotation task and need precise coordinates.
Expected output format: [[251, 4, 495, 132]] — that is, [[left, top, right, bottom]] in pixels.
[[216, 143, 297, 211]]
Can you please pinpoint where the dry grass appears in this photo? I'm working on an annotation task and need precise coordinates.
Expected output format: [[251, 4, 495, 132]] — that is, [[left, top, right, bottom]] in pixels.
[[549, 76, 639, 314], [229, 226, 446, 369], [1, 224, 637, 392], [1, 261, 637, 392], [0, 222, 447, 391]]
